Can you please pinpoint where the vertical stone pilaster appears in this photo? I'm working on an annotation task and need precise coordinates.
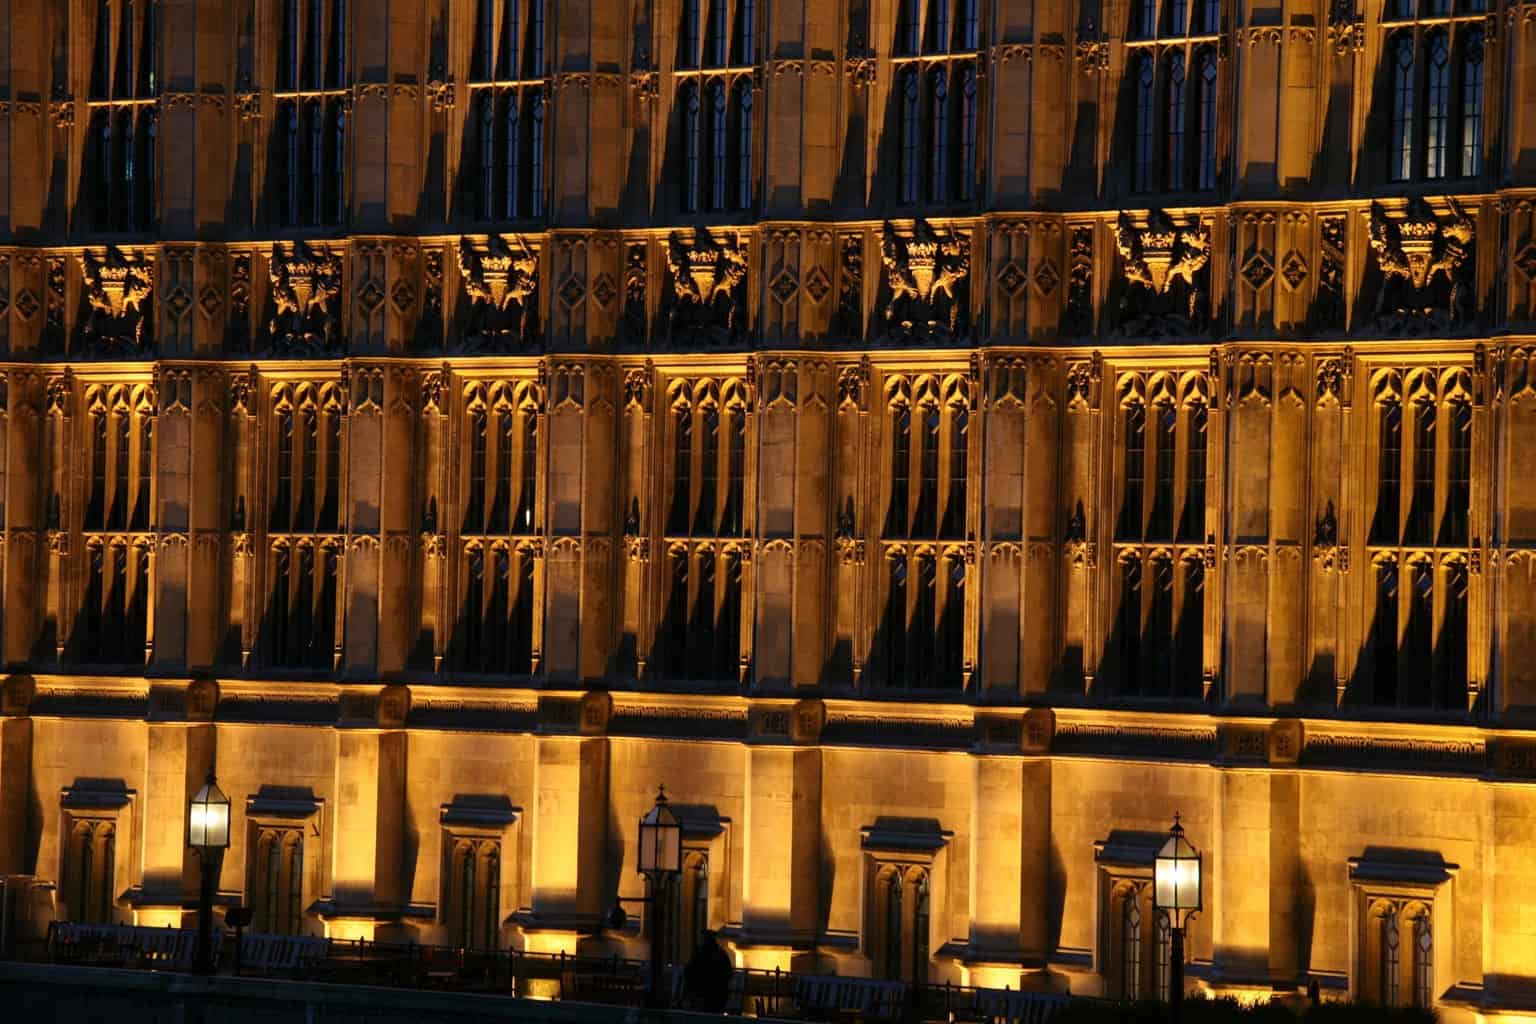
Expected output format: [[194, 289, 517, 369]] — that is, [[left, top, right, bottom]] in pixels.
[[138, 683, 216, 925], [739, 743, 821, 967], [542, 360, 616, 683], [329, 687, 410, 937], [344, 364, 385, 673], [0, 677, 35, 875], [526, 733, 609, 943]]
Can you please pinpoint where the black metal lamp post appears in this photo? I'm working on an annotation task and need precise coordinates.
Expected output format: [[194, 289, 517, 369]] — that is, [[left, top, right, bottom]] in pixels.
[[636, 786, 682, 1009], [1153, 815, 1201, 1024], [188, 772, 231, 975]]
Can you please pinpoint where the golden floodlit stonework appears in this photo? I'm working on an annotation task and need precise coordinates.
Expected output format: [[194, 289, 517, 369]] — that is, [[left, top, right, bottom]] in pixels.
[[2, 0, 1536, 1016]]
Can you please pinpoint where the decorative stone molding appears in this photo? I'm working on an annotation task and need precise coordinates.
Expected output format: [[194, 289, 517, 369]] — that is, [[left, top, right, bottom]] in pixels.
[[877, 220, 970, 341], [78, 247, 155, 356], [268, 242, 344, 355], [457, 235, 541, 352]]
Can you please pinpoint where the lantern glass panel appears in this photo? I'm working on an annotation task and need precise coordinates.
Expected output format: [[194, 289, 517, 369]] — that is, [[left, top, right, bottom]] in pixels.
[[188, 777, 231, 850]]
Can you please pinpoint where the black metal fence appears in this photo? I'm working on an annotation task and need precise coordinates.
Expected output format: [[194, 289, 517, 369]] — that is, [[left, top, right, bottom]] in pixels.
[[35, 922, 1070, 1024]]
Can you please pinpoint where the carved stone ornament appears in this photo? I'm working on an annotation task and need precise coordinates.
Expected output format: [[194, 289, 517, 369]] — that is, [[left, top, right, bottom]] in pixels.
[[78, 246, 155, 356], [268, 242, 344, 356], [662, 229, 750, 347], [1367, 197, 1475, 334], [1113, 210, 1211, 337], [457, 234, 541, 352], [878, 219, 971, 341]]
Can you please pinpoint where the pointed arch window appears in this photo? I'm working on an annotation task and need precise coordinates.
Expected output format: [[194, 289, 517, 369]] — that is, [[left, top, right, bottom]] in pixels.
[[883, 555, 909, 685], [253, 827, 305, 936], [463, 0, 548, 222], [1425, 32, 1451, 178], [681, 0, 702, 67], [1196, 51, 1217, 190], [914, 405, 941, 537], [674, 2, 756, 213], [88, 1, 162, 229], [736, 83, 754, 209], [1177, 558, 1205, 697], [669, 403, 694, 535], [1133, 55, 1157, 193], [448, 838, 501, 950], [515, 410, 538, 533], [899, 0, 921, 56], [930, 70, 950, 203], [68, 820, 117, 924], [1181, 402, 1208, 540], [888, 403, 912, 537], [690, 550, 718, 679], [1443, 401, 1470, 545], [1120, 401, 1147, 541], [958, 68, 977, 200], [1373, 400, 1404, 545], [1404, 559, 1435, 704], [1380, 906, 1402, 1005], [721, 405, 746, 535], [1460, 30, 1484, 177], [1381, 8, 1484, 181], [942, 405, 968, 537], [680, 852, 711, 959], [491, 410, 514, 532], [1121, 887, 1143, 997], [880, 867, 904, 978], [1407, 399, 1436, 545], [1373, 559, 1400, 706], [1150, 402, 1176, 540], [664, 549, 690, 677], [901, 70, 922, 203], [710, 81, 729, 211], [697, 407, 720, 536], [467, 410, 488, 533], [683, 82, 703, 211], [891, 10, 978, 205], [871, 863, 933, 983], [1117, 557, 1144, 696], [1165, 54, 1187, 191]]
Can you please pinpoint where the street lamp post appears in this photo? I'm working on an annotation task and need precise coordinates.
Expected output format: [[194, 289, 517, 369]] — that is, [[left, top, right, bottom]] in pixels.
[[1153, 815, 1201, 1024], [636, 786, 682, 1009], [188, 772, 231, 975]]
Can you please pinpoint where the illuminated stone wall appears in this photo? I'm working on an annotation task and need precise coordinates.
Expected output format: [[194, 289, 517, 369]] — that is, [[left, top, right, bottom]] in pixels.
[[2, 0, 1536, 1016]]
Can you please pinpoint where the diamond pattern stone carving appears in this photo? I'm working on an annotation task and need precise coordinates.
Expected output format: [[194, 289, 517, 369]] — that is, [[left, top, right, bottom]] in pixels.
[[804, 266, 831, 303], [1517, 244, 1536, 282], [996, 262, 1026, 298], [591, 273, 616, 308], [15, 289, 40, 321], [165, 286, 192, 319], [357, 277, 385, 315], [1241, 251, 1274, 291], [198, 284, 223, 319], [1280, 251, 1308, 290], [770, 269, 799, 304], [558, 275, 585, 308], [1033, 260, 1060, 296], [390, 278, 416, 314]]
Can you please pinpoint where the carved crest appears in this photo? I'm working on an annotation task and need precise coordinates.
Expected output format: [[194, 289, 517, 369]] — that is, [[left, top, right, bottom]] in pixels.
[[457, 234, 541, 352], [1367, 197, 1475, 333], [878, 220, 970, 340], [79, 246, 155, 355], [1113, 210, 1210, 336], [268, 242, 344, 355], [662, 230, 749, 346]]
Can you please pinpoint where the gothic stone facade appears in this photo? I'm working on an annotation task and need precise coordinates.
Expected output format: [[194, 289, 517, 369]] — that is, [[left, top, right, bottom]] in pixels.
[[2, 0, 1536, 1016]]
